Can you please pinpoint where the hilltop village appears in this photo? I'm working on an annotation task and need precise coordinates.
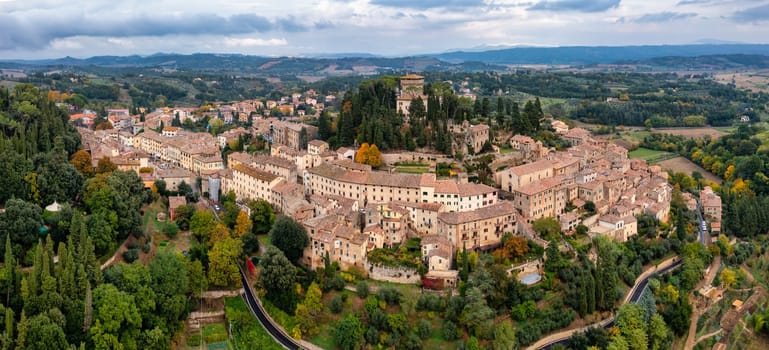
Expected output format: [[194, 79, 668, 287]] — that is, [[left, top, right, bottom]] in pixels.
[[75, 74, 700, 290]]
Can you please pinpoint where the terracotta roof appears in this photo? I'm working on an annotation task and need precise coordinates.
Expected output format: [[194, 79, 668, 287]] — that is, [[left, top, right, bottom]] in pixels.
[[438, 201, 515, 225], [255, 154, 296, 169], [515, 177, 562, 196], [507, 159, 553, 176], [232, 163, 279, 182], [401, 74, 424, 79], [308, 139, 327, 147]]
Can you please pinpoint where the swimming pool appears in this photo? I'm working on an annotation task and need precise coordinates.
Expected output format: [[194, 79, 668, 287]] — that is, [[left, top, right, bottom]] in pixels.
[[519, 273, 542, 286]]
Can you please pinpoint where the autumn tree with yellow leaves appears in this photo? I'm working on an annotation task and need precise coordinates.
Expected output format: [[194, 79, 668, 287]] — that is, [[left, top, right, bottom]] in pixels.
[[354, 143, 383, 168]]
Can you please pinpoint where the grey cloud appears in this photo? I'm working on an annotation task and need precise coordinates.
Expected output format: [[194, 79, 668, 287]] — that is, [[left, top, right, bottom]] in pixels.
[[732, 4, 769, 22], [369, 0, 485, 10], [633, 11, 697, 23], [528, 0, 620, 12], [0, 12, 324, 50], [677, 0, 712, 5]]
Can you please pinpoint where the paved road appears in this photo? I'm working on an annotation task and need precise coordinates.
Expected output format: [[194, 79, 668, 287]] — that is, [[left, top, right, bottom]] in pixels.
[[532, 257, 682, 350], [238, 266, 302, 350]]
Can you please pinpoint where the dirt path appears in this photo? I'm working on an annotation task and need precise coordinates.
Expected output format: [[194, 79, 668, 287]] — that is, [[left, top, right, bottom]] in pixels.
[[695, 329, 723, 345], [684, 256, 721, 350]]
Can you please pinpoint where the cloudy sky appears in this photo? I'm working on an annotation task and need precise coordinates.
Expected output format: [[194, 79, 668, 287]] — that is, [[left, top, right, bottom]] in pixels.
[[1, 0, 769, 59]]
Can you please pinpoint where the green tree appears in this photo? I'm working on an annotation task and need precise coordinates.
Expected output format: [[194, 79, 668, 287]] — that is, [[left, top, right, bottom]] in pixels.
[[207, 237, 243, 288], [318, 111, 332, 140], [649, 313, 669, 350], [295, 283, 323, 336], [90, 284, 141, 349], [87, 210, 118, 256], [1, 198, 43, 251], [258, 246, 297, 313], [173, 204, 195, 231], [190, 210, 216, 241], [269, 216, 308, 263], [247, 199, 275, 234], [492, 320, 516, 350], [333, 313, 364, 350], [149, 252, 190, 329], [532, 216, 561, 239], [24, 314, 69, 350]]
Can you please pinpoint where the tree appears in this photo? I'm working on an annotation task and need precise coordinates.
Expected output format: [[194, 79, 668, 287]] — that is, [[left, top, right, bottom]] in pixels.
[[90, 284, 141, 348], [0, 198, 43, 251], [295, 283, 323, 336], [720, 268, 737, 289], [24, 314, 69, 350], [649, 313, 669, 350], [70, 150, 94, 178], [532, 216, 561, 239], [258, 247, 297, 313], [247, 199, 275, 234], [222, 201, 240, 229], [318, 111, 332, 140], [176, 181, 194, 203], [87, 209, 118, 255], [366, 144, 383, 168], [95, 157, 117, 174], [149, 251, 191, 328], [153, 180, 167, 197], [492, 320, 516, 350], [190, 210, 216, 241], [173, 204, 195, 231], [333, 313, 364, 350], [460, 287, 494, 336], [233, 211, 252, 238], [207, 237, 243, 288], [269, 216, 309, 263], [355, 143, 369, 164]]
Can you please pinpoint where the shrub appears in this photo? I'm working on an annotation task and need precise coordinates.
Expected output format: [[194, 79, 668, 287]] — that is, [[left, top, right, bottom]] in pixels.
[[329, 295, 344, 314], [443, 320, 458, 341], [356, 281, 369, 299], [163, 222, 179, 238], [127, 241, 140, 250], [324, 273, 346, 291], [418, 319, 431, 339], [377, 288, 401, 305], [143, 242, 151, 253], [122, 248, 140, 263]]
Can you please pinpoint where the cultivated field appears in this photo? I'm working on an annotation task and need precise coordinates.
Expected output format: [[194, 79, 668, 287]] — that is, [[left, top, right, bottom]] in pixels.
[[657, 157, 723, 183], [650, 127, 727, 139], [715, 71, 769, 93]]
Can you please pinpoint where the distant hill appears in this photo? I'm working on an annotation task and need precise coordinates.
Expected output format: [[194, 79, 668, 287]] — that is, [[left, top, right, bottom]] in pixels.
[[624, 54, 769, 70], [0, 53, 506, 75], [429, 44, 769, 65]]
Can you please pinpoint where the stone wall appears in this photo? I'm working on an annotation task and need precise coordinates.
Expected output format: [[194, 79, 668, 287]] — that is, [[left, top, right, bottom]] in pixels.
[[365, 262, 421, 284], [382, 152, 454, 167]]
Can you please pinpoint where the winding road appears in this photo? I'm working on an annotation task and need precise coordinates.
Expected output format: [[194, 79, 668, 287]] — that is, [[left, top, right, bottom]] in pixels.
[[238, 265, 303, 350], [530, 257, 683, 350]]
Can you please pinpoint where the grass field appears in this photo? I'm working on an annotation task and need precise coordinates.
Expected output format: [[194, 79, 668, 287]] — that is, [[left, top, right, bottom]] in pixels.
[[225, 297, 283, 350], [395, 166, 430, 174], [628, 147, 676, 162]]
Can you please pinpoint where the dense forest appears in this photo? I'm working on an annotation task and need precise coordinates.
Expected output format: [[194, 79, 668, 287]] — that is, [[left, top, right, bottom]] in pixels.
[[0, 85, 203, 349], [323, 76, 547, 155]]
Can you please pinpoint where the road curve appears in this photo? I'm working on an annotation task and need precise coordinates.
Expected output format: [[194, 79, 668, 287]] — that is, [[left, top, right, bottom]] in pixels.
[[238, 265, 303, 350], [531, 257, 683, 350]]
